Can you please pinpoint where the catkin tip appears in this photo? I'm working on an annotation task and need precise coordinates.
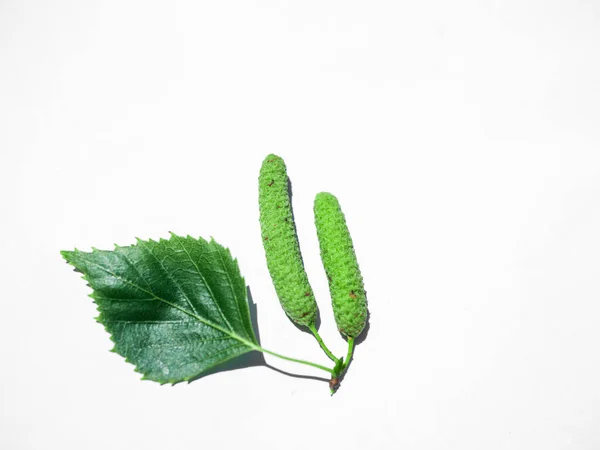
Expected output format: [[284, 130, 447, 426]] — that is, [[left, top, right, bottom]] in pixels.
[[262, 154, 284, 165]]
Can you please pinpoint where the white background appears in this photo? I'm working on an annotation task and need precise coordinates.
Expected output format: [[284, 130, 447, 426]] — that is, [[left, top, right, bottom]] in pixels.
[[1, 1, 599, 449]]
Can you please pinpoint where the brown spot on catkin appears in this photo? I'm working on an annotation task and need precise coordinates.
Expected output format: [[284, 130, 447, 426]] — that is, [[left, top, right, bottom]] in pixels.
[[268, 179, 274, 187], [349, 291, 357, 299], [264, 236, 269, 241], [304, 292, 311, 297], [327, 275, 332, 283]]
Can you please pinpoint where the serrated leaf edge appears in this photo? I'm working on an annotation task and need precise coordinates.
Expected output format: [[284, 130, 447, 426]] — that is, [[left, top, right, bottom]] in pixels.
[[61, 233, 260, 384]]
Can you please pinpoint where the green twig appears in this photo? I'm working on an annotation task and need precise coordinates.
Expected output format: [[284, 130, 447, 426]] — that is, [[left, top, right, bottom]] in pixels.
[[308, 323, 340, 363], [342, 337, 355, 372]]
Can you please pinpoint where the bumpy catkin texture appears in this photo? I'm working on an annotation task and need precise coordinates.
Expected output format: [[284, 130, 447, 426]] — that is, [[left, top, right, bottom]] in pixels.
[[259, 154, 317, 327], [314, 192, 367, 338]]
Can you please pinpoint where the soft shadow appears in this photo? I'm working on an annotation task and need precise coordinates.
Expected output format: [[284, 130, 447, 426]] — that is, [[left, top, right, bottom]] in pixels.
[[189, 287, 265, 381], [264, 363, 329, 383], [353, 303, 371, 346], [190, 286, 328, 385], [287, 176, 322, 332], [247, 286, 263, 346], [332, 296, 370, 393], [288, 311, 321, 334]]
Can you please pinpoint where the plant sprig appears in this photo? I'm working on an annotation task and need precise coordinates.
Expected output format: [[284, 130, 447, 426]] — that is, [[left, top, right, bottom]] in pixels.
[[62, 154, 368, 394]]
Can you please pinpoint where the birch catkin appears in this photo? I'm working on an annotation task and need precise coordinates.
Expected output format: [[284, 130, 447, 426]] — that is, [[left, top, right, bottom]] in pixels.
[[314, 192, 367, 338], [258, 154, 318, 327]]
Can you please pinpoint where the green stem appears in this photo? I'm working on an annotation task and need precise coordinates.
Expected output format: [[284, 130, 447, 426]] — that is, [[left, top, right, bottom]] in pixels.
[[250, 344, 335, 375], [342, 337, 355, 372], [308, 323, 340, 363]]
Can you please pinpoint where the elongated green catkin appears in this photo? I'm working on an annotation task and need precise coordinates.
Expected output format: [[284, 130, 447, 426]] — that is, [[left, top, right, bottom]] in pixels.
[[314, 192, 367, 338], [259, 154, 318, 327]]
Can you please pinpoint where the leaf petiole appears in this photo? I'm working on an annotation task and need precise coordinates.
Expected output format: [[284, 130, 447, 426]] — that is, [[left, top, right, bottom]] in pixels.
[[249, 343, 335, 375]]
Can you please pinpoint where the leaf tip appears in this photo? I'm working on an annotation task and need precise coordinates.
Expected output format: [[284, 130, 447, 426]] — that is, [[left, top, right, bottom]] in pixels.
[[60, 250, 73, 262]]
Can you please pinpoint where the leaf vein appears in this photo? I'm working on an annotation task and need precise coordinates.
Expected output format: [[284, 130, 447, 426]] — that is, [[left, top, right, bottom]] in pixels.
[[136, 239, 202, 318], [215, 247, 250, 340], [83, 259, 256, 349], [170, 234, 234, 331]]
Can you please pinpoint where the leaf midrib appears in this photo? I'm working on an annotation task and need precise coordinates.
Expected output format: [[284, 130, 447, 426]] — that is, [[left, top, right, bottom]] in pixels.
[[136, 239, 204, 323], [169, 234, 235, 332], [84, 258, 258, 350]]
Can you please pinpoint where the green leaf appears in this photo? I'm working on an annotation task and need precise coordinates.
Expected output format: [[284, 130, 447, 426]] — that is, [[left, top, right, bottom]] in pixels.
[[61, 233, 259, 384]]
